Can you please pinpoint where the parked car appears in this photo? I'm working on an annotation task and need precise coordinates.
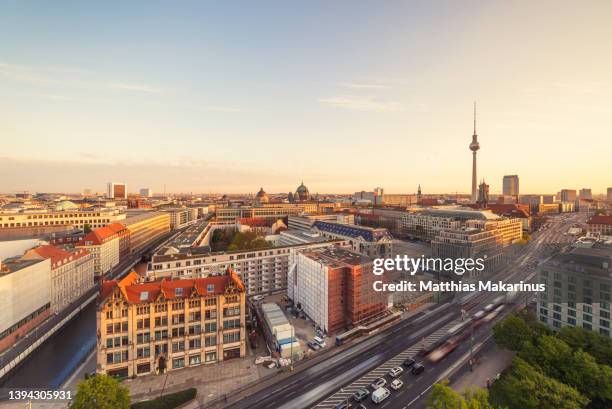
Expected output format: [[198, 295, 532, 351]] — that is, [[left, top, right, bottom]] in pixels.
[[370, 377, 387, 390], [390, 379, 404, 390], [402, 358, 416, 368], [307, 341, 321, 351], [313, 336, 326, 348], [411, 363, 425, 375], [352, 388, 369, 402], [371, 387, 390, 404], [388, 366, 404, 377]]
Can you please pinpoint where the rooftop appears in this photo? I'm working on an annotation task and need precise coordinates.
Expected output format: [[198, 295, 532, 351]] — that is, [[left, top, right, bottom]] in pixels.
[[300, 246, 373, 268], [587, 215, 612, 225], [313, 220, 392, 242]]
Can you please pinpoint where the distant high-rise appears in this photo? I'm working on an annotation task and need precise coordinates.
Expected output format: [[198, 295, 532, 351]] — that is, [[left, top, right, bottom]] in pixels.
[[107, 182, 127, 199], [469, 102, 480, 202], [477, 180, 489, 208], [579, 188, 592, 200], [560, 189, 577, 202], [139, 188, 153, 198], [502, 175, 519, 196], [608, 188, 612, 203]]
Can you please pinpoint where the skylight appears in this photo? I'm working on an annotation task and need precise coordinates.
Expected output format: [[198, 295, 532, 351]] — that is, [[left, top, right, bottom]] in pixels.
[[175, 287, 183, 296], [140, 291, 149, 301]]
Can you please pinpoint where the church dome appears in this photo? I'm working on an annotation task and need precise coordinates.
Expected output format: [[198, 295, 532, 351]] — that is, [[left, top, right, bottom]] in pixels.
[[295, 181, 310, 201], [255, 187, 269, 204]]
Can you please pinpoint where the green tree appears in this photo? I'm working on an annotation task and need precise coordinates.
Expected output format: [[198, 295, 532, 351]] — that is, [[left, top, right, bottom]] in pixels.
[[489, 358, 588, 409], [70, 374, 130, 409], [463, 387, 498, 409], [426, 380, 467, 409], [492, 314, 534, 351], [558, 326, 612, 366]]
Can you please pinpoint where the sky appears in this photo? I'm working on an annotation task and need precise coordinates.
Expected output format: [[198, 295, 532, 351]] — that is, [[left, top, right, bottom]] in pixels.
[[1, 1, 611, 195]]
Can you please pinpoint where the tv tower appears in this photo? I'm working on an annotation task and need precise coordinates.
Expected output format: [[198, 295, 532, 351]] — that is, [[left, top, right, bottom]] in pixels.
[[469, 102, 480, 202]]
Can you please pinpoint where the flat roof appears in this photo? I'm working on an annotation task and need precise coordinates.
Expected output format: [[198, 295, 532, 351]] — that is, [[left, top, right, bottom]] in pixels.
[[300, 246, 372, 268]]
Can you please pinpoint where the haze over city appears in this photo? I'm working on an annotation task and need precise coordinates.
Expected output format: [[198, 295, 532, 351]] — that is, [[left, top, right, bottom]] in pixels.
[[2, 1, 612, 194]]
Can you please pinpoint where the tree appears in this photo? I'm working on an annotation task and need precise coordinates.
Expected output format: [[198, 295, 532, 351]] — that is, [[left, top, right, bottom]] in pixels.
[[426, 380, 467, 409], [558, 326, 612, 366], [492, 314, 533, 351], [463, 387, 498, 409], [70, 374, 130, 409], [489, 358, 588, 409]]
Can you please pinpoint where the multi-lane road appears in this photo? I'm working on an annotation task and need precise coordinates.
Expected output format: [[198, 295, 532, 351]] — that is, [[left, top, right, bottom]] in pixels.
[[226, 212, 587, 409]]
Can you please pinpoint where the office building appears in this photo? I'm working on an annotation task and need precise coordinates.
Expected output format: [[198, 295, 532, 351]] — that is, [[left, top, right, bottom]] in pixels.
[[78, 224, 123, 277], [289, 247, 387, 333], [608, 188, 612, 203], [0, 255, 51, 352], [579, 188, 593, 200], [537, 243, 612, 337], [107, 182, 127, 200], [120, 212, 171, 254], [0, 207, 126, 232], [97, 269, 246, 377], [140, 188, 153, 198], [432, 228, 503, 276], [502, 175, 519, 196], [560, 189, 577, 203]]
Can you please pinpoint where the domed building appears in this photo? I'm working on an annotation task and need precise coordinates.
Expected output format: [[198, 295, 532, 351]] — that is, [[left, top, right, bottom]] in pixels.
[[294, 181, 310, 202], [255, 187, 269, 204]]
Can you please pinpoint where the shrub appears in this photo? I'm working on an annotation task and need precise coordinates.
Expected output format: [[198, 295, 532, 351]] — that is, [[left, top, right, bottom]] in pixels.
[[130, 388, 197, 409]]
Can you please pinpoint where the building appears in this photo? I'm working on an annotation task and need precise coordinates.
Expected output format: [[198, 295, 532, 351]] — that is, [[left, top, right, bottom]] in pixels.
[[260, 303, 299, 359], [107, 183, 127, 200], [146, 241, 340, 295], [120, 212, 171, 254], [487, 204, 531, 231], [502, 175, 519, 196], [469, 103, 480, 202], [0, 207, 126, 232], [465, 218, 523, 246], [140, 188, 153, 198], [0, 255, 51, 352], [289, 247, 387, 333], [579, 188, 593, 200], [431, 227, 503, 277], [312, 221, 393, 258], [163, 208, 198, 230], [288, 214, 354, 232], [560, 189, 577, 203], [107, 223, 131, 261], [22, 245, 94, 313], [608, 188, 612, 203], [537, 243, 612, 336], [353, 188, 384, 205], [255, 188, 269, 205], [78, 224, 122, 277], [538, 203, 560, 214], [97, 269, 246, 377], [401, 208, 498, 241], [586, 215, 612, 236], [294, 181, 310, 202]]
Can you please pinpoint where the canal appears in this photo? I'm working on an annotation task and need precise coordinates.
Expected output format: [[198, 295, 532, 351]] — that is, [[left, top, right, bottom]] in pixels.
[[0, 302, 96, 389]]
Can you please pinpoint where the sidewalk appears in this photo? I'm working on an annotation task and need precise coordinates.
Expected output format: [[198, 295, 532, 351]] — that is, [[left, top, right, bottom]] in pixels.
[[451, 342, 515, 392]]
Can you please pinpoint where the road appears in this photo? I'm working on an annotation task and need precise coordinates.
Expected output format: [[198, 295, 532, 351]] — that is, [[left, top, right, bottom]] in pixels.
[[225, 211, 586, 409]]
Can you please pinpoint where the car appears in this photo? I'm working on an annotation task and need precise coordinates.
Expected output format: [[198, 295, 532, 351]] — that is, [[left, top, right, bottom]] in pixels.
[[388, 366, 404, 377], [352, 388, 369, 402], [371, 387, 390, 404], [390, 379, 404, 390], [307, 341, 321, 351], [370, 377, 387, 390], [334, 402, 351, 409], [252, 295, 265, 301], [402, 357, 416, 368], [313, 336, 326, 348], [411, 363, 425, 375]]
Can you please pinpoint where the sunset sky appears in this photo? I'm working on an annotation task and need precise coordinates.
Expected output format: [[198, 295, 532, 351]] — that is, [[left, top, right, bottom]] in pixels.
[[1, 1, 611, 195]]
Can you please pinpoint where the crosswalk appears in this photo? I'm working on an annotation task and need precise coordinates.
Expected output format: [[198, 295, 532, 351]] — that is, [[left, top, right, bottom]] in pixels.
[[312, 319, 461, 408]]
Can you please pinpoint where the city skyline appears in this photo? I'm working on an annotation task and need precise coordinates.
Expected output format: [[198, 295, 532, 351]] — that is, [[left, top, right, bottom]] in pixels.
[[2, 1, 612, 194]]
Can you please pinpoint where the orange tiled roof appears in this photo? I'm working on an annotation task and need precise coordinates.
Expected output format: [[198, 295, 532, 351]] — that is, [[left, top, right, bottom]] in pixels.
[[26, 245, 89, 268]]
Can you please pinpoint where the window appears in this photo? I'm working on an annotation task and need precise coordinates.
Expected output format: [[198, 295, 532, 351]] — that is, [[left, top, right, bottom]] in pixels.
[[172, 314, 185, 325], [223, 331, 240, 344], [207, 284, 215, 293], [136, 347, 150, 358], [154, 330, 168, 340], [204, 322, 217, 333], [205, 309, 217, 319], [172, 358, 185, 369], [155, 316, 168, 327], [175, 288, 183, 297], [172, 341, 185, 353], [189, 355, 201, 365], [189, 338, 201, 349], [189, 325, 201, 335], [205, 335, 217, 347], [224, 319, 240, 330], [205, 352, 216, 363], [171, 327, 185, 337]]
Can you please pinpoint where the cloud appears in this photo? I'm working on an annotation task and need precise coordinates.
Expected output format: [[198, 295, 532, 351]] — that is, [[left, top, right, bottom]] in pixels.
[[318, 95, 406, 112]]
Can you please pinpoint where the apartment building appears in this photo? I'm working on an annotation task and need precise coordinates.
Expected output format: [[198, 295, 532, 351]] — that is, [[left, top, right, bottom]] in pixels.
[[0, 207, 126, 231], [586, 215, 612, 236], [537, 243, 612, 337], [22, 245, 94, 313], [400, 211, 463, 241], [465, 218, 523, 246], [289, 247, 386, 333], [146, 241, 340, 295], [97, 269, 246, 377], [120, 212, 171, 254], [78, 224, 122, 277], [163, 208, 198, 230]]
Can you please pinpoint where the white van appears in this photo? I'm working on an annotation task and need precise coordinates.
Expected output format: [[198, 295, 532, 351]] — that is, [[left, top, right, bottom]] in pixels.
[[313, 336, 326, 347], [371, 387, 390, 404]]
